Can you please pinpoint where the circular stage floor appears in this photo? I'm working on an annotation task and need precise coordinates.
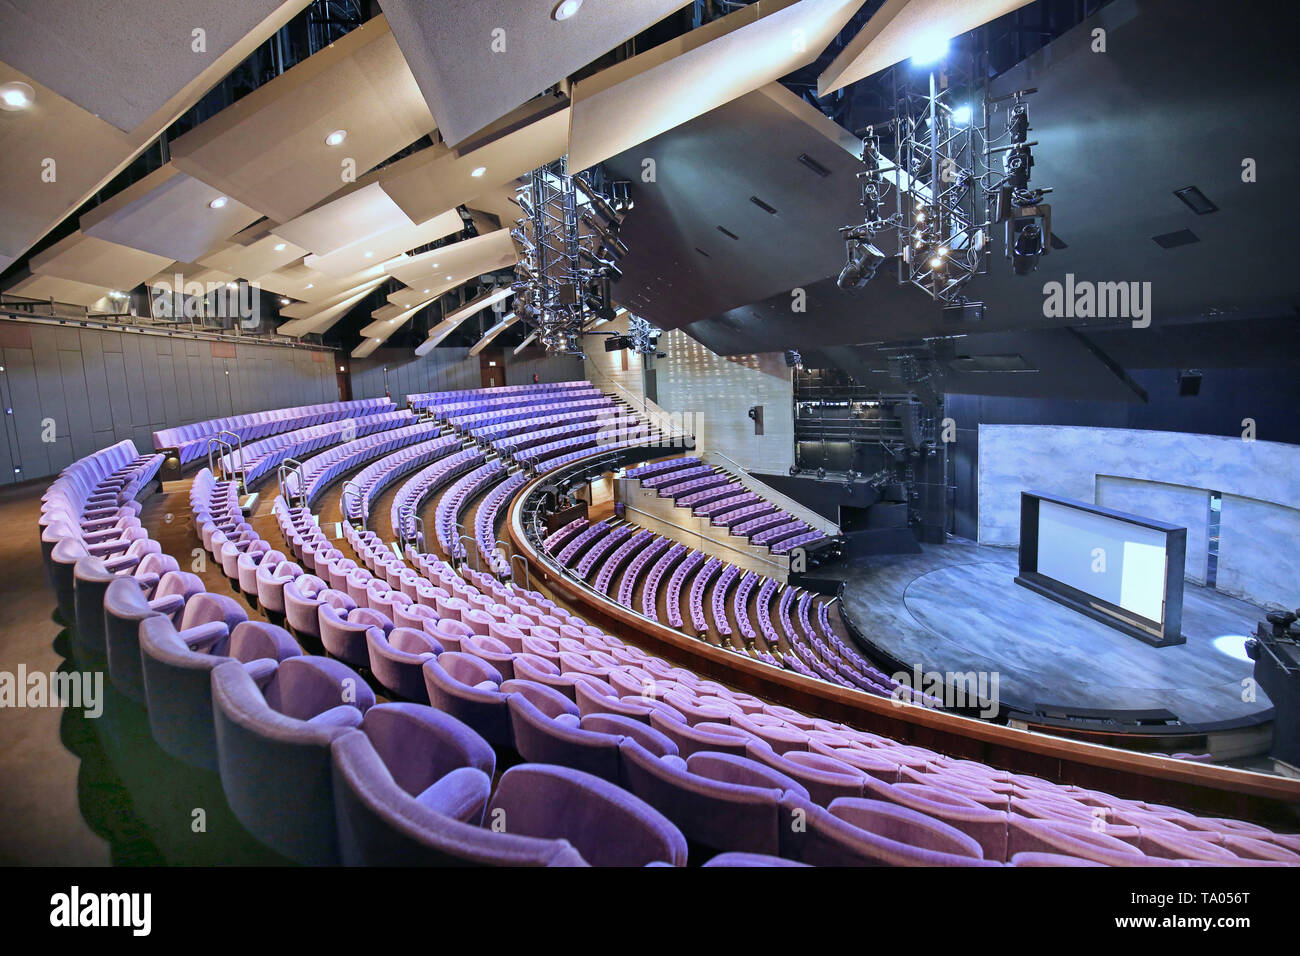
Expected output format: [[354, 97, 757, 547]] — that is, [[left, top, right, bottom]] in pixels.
[[834, 541, 1271, 726]]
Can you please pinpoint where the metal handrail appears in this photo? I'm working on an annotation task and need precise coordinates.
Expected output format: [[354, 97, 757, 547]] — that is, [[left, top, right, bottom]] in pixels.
[[276, 456, 306, 511], [457, 532, 478, 571], [206, 434, 233, 478], [409, 515, 425, 555], [585, 360, 693, 446], [510, 552, 531, 591], [341, 479, 364, 530]]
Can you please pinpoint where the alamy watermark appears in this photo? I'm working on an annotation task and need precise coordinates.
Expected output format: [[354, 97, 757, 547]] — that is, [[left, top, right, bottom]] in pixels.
[[1043, 273, 1152, 328], [0, 666, 102, 718], [891, 665, 1000, 719]]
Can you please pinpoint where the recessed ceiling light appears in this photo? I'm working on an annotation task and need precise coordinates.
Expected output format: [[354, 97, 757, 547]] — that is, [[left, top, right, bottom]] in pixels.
[[280, 297, 290, 305], [422, 289, 430, 294], [0, 81, 34, 111], [325, 129, 347, 146], [305, 283, 314, 290], [363, 250, 374, 258], [445, 275, 453, 281], [208, 196, 229, 210], [552, 0, 583, 20], [470, 166, 487, 178], [273, 242, 287, 252]]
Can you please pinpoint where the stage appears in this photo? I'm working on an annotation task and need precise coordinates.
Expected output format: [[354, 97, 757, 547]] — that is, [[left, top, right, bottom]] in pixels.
[[832, 540, 1273, 728]]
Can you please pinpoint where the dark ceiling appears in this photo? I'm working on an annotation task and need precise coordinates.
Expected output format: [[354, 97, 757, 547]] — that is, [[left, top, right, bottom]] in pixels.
[[609, 0, 1300, 398]]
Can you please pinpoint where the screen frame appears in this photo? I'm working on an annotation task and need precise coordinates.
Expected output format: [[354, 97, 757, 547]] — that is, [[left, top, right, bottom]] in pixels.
[[1016, 490, 1186, 647]]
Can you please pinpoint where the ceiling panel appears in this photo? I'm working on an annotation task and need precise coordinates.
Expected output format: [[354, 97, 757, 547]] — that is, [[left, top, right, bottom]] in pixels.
[[27, 231, 173, 290], [4, 272, 120, 307], [378, 103, 568, 226], [197, 233, 309, 280], [818, 0, 1034, 95], [0, 3, 304, 269], [80, 163, 264, 263], [602, 83, 862, 331], [303, 208, 463, 278], [276, 278, 389, 338], [568, 0, 866, 171], [274, 183, 417, 259], [169, 16, 436, 224], [379, 0, 690, 146], [0, 0, 307, 133], [384, 229, 518, 288], [256, 258, 399, 300]]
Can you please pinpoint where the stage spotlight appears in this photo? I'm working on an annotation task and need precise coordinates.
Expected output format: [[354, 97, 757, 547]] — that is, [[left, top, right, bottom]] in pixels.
[[951, 104, 972, 125], [817, 467, 826, 480], [1011, 221, 1044, 275], [837, 241, 886, 291], [910, 32, 949, 66]]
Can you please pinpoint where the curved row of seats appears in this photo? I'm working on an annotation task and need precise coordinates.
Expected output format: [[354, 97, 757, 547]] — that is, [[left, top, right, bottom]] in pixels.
[[544, 517, 926, 704], [408, 380, 591, 414], [625, 455, 828, 555], [42, 410, 1300, 867], [471, 397, 619, 443], [153, 398, 394, 465], [435, 460, 507, 560], [343, 433, 461, 525], [473, 469, 531, 577], [218, 410, 415, 488], [390, 448, 484, 545], [283, 421, 443, 507], [445, 389, 609, 433]]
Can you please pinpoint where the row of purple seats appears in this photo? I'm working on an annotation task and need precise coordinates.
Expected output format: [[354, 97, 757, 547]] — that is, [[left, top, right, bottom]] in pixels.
[[709, 564, 741, 637], [665, 550, 705, 629], [436, 461, 506, 560], [494, 413, 639, 455], [640, 543, 686, 622], [408, 380, 591, 412], [732, 571, 759, 642], [575, 524, 635, 581], [554, 521, 611, 568], [616, 534, 670, 606], [773, 530, 826, 555], [733, 510, 788, 538], [659, 472, 730, 502], [427, 387, 603, 421], [752, 518, 810, 548], [542, 517, 588, 554], [390, 448, 485, 544], [514, 422, 654, 468], [717, 502, 778, 530], [284, 421, 443, 507], [153, 398, 395, 465], [694, 491, 757, 518], [344, 434, 461, 523], [474, 470, 530, 577], [595, 528, 654, 596], [641, 462, 714, 490], [677, 484, 740, 510], [470, 399, 618, 443], [220, 410, 415, 487], [451, 392, 610, 433], [688, 557, 723, 633], [623, 457, 701, 481]]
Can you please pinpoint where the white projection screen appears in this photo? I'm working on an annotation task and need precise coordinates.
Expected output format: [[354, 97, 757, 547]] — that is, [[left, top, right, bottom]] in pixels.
[[1036, 499, 1168, 622], [1016, 491, 1187, 646]]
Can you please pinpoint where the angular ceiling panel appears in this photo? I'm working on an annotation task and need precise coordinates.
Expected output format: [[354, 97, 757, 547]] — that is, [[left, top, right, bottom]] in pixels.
[[5, 273, 120, 308], [378, 103, 569, 226], [80, 164, 263, 264], [274, 183, 415, 259], [384, 229, 518, 288], [303, 208, 463, 279], [0, 1, 308, 133], [170, 16, 436, 224], [568, 0, 866, 171], [818, 0, 1034, 96], [601, 83, 862, 331], [197, 233, 309, 280], [27, 231, 173, 291], [379, 0, 690, 146]]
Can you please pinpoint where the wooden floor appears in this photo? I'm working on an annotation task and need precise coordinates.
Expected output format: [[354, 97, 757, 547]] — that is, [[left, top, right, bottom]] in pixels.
[[833, 539, 1272, 725]]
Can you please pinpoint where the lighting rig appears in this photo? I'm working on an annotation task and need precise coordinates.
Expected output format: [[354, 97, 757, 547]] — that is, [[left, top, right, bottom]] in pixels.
[[512, 157, 633, 354], [988, 88, 1052, 275], [600, 314, 662, 355], [834, 43, 1056, 306]]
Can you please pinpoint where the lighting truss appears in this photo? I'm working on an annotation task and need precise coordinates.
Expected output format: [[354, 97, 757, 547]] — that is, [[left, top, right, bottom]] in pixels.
[[513, 157, 632, 354], [891, 62, 991, 306]]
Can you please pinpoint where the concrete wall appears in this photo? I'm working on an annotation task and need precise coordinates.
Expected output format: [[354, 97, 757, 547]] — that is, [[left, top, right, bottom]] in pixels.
[[0, 317, 335, 484], [978, 423, 1300, 609]]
